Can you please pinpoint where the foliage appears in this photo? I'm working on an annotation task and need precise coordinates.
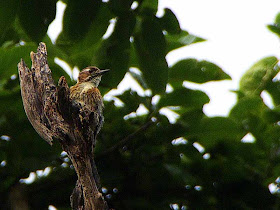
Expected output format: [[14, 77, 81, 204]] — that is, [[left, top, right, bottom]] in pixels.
[[0, 0, 280, 209]]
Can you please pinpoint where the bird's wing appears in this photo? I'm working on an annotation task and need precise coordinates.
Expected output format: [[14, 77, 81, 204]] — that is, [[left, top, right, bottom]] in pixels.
[[81, 87, 104, 144], [81, 87, 103, 112], [80, 87, 103, 128]]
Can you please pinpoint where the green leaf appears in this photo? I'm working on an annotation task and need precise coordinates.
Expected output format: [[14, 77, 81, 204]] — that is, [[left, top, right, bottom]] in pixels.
[[139, 0, 158, 14], [18, 0, 56, 42], [178, 109, 205, 128], [266, 81, 280, 106], [169, 59, 231, 86], [129, 71, 148, 90], [108, 0, 133, 15], [92, 13, 136, 89], [0, 44, 37, 79], [267, 24, 280, 37], [0, 0, 18, 42], [59, 3, 113, 51], [135, 15, 166, 59], [239, 56, 278, 96], [187, 117, 242, 147], [1, 28, 20, 47], [43, 36, 68, 60], [267, 13, 280, 37], [159, 8, 181, 34], [63, 0, 102, 41], [56, 3, 113, 71], [42, 35, 71, 81], [229, 96, 268, 142], [0, 90, 24, 118], [164, 164, 184, 182], [12, 17, 32, 43], [229, 96, 266, 122], [116, 90, 144, 114], [134, 15, 168, 94], [48, 61, 71, 83], [129, 43, 140, 69], [263, 107, 280, 124], [166, 30, 205, 52], [158, 88, 210, 108]]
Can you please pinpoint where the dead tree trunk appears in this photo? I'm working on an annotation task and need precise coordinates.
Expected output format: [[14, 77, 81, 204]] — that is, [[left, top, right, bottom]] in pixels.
[[18, 42, 108, 210]]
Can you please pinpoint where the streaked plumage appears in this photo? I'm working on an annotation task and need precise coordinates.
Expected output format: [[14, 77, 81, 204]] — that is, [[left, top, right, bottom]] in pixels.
[[69, 66, 109, 142]]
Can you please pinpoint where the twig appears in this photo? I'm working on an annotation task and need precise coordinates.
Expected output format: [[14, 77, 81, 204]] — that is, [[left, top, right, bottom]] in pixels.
[[98, 120, 154, 158]]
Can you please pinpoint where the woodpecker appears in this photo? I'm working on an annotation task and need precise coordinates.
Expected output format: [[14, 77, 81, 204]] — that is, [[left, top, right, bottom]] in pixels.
[[69, 66, 109, 144]]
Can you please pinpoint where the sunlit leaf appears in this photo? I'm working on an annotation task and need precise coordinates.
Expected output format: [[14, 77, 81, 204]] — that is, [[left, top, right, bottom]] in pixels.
[[239, 56, 278, 96], [166, 30, 205, 52], [267, 13, 280, 37], [169, 58, 231, 86]]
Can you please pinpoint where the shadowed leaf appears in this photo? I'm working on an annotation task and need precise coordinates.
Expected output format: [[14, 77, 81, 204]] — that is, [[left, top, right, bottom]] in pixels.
[[18, 0, 56, 42], [187, 117, 242, 147], [134, 15, 168, 94], [0, 44, 37, 79], [92, 12, 136, 89], [158, 88, 209, 108], [63, 0, 102, 41], [0, 0, 18, 42], [159, 8, 181, 34]]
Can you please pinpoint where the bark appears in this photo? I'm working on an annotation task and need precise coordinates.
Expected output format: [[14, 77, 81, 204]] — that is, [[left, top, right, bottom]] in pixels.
[[9, 184, 29, 210], [18, 42, 108, 210]]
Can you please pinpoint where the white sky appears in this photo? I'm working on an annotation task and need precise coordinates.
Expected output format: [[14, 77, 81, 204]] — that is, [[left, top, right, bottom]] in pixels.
[[159, 0, 280, 116], [48, 0, 280, 117]]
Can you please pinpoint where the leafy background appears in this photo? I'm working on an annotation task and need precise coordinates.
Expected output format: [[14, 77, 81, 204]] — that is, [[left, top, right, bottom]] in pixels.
[[1, 0, 280, 209]]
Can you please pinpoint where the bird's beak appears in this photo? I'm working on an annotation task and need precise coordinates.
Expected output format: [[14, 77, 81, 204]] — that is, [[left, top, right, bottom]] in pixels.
[[100, 69, 110, 74], [94, 69, 110, 77], [100, 69, 110, 75]]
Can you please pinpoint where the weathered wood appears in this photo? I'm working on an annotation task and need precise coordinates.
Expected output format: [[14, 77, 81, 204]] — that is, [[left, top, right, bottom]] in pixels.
[[18, 42, 108, 210]]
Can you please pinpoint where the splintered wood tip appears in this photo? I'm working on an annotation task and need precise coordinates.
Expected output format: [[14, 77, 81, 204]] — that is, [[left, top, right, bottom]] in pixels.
[[30, 51, 34, 59], [38, 42, 47, 55]]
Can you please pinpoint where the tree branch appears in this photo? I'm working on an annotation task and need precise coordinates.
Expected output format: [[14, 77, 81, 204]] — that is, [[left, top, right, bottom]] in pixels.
[[18, 42, 108, 210], [98, 120, 154, 158]]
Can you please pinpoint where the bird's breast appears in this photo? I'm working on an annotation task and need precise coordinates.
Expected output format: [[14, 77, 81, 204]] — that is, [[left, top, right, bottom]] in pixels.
[[70, 83, 103, 109]]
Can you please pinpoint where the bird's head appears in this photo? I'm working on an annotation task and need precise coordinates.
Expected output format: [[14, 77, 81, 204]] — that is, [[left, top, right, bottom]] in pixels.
[[78, 66, 109, 87]]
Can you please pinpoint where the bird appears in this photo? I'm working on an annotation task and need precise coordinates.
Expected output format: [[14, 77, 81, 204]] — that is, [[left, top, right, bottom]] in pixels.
[[68, 66, 109, 192], [69, 66, 109, 145]]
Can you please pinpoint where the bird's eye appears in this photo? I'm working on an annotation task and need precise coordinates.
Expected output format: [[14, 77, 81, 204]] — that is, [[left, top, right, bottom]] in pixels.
[[89, 69, 94, 73]]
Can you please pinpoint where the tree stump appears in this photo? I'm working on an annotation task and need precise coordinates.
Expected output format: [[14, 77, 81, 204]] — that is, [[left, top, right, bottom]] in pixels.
[[18, 42, 108, 210]]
